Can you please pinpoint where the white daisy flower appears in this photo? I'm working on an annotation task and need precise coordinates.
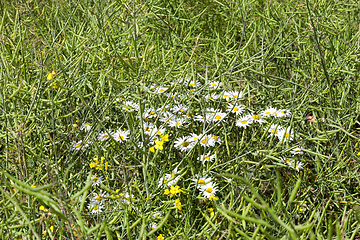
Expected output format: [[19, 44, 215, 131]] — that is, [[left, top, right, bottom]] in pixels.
[[168, 117, 187, 128], [156, 87, 168, 94], [200, 182, 218, 199], [190, 175, 212, 189], [158, 168, 180, 187], [88, 201, 104, 214], [276, 127, 294, 142], [194, 115, 206, 123], [171, 105, 188, 114], [280, 156, 295, 167], [91, 174, 103, 186], [261, 107, 278, 117], [222, 91, 232, 101], [247, 113, 266, 124], [159, 112, 175, 123], [80, 123, 92, 132], [199, 135, 216, 147], [152, 211, 162, 218], [294, 161, 304, 171], [229, 90, 243, 99], [149, 222, 158, 230], [91, 190, 108, 203], [144, 108, 158, 119], [188, 81, 201, 88], [277, 109, 291, 117], [290, 147, 304, 155], [112, 129, 130, 142], [227, 104, 245, 115], [188, 133, 201, 142], [122, 193, 134, 205], [174, 136, 195, 152], [98, 131, 111, 141], [268, 124, 283, 135], [205, 93, 220, 101], [143, 122, 156, 135], [71, 140, 91, 151], [210, 111, 227, 122], [208, 81, 221, 89], [211, 135, 222, 144], [198, 152, 215, 163], [236, 116, 252, 129], [123, 100, 139, 111]]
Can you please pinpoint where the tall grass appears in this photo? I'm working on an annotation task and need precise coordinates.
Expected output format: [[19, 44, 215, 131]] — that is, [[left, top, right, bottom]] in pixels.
[[1, 0, 360, 239]]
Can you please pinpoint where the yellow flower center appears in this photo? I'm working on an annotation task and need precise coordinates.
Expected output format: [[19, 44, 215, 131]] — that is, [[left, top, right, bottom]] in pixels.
[[190, 83, 195, 86], [252, 115, 259, 120], [198, 179, 205, 184], [179, 109, 184, 112], [224, 94, 229, 97], [150, 111, 155, 115], [182, 141, 189, 147], [204, 156, 210, 160], [212, 83, 217, 86], [265, 112, 270, 115], [118, 136, 124, 140], [285, 159, 290, 163], [233, 107, 239, 111], [175, 122, 181, 126], [233, 94, 238, 98], [281, 110, 286, 114], [215, 115, 221, 120], [206, 188, 213, 193], [76, 144, 81, 149], [285, 132, 290, 138], [93, 178, 98, 182], [209, 97, 213, 100], [241, 120, 247, 124], [94, 206, 98, 210], [103, 134, 109, 138], [159, 89, 164, 93], [145, 127, 150, 131]]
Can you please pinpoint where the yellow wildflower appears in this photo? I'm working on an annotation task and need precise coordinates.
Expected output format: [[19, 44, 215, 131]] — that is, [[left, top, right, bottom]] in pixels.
[[209, 194, 218, 201], [157, 234, 165, 240], [174, 199, 182, 210]]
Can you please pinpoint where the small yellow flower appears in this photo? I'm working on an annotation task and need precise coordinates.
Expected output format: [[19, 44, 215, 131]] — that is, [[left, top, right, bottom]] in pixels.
[[53, 82, 58, 89], [174, 199, 182, 210], [155, 140, 164, 150], [104, 162, 111, 170], [73, 124, 78, 130], [150, 147, 155, 153], [39, 205, 46, 211], [157, 234, 165, 240], [164, 185, 184, 198], [50, 225, 54, 231], [207, 208, 214, 217], [47, 72, 53, 80], [357, 152, 360, 156], [89, 162, 96, 168], [209, 194, 218, 201], [161, 134, 169, 142], [31, 183, 36, 188]]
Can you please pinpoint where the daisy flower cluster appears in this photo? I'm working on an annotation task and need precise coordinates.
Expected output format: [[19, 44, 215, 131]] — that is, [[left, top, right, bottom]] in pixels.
[[68, 76, 309, 233]]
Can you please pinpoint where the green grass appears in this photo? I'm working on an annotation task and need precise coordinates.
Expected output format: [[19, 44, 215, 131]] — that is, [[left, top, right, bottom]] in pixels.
[[1, 0, 360, 239]]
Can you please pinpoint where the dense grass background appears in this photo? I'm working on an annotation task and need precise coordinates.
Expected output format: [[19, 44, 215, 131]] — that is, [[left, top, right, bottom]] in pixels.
[[1, 0, 360, 239]]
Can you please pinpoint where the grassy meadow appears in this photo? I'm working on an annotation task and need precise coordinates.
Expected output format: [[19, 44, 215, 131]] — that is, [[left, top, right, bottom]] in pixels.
[[1, 0, 360, 239]]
